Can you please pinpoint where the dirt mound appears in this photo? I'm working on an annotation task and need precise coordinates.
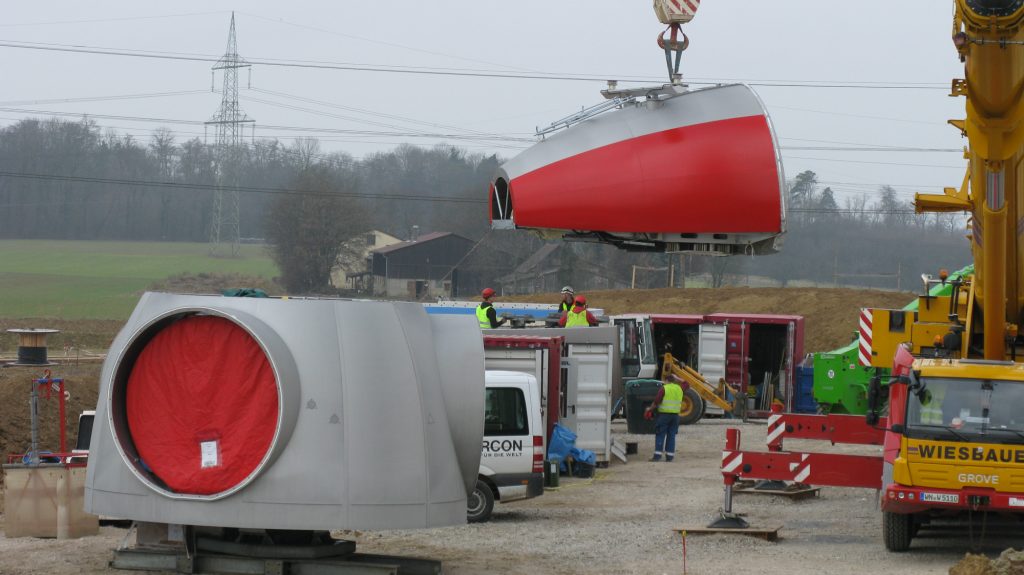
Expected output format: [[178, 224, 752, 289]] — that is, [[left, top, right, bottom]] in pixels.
[[950, 549, 1024, 575], [506, 287, 915, 353], [0, 363, 102, 511]]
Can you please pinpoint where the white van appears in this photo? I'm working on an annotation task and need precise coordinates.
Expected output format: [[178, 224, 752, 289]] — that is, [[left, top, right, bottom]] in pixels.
[[469, 371, 545, 522]]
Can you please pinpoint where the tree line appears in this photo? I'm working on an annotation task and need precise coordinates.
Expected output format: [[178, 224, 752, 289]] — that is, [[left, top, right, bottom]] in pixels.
[[0, 117, 974, 295]]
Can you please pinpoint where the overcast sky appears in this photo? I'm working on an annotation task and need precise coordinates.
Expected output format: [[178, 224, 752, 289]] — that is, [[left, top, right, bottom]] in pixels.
[[0, 1, 965, 207]]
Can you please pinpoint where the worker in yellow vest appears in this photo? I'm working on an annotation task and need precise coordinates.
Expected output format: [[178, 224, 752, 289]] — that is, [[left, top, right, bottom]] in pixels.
[[476, 288, 506, 329], [558, 286, 575, 314], [644, 376, 685, 461], [558, 295, 599, 327]]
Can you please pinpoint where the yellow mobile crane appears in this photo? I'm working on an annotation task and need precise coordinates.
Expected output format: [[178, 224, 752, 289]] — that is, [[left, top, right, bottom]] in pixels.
[[718, 1, 1024, 551]]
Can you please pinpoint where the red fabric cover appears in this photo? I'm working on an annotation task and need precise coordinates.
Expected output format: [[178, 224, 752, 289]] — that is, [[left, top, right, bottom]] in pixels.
[[126, 315, 279, 495]]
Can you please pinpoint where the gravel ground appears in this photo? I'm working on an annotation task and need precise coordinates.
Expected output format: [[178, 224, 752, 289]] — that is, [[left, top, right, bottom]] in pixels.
[[1, 419, 1017, 575]]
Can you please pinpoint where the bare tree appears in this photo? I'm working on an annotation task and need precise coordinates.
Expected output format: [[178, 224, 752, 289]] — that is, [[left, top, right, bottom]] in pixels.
[[264, 160, 369, 294]]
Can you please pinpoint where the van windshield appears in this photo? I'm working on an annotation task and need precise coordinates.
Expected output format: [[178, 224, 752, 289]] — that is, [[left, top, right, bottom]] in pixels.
[[485, 388, 528, 436], [906, 377, 1024, 444]]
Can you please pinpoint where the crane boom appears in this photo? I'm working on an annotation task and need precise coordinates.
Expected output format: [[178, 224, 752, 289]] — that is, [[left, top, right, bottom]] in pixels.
[[916, 1, 1024, 359]]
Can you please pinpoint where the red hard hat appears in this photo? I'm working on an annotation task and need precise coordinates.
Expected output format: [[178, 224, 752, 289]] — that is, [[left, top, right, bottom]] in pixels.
[[482, 287, 496, 298], [574, 295, 587, 305]]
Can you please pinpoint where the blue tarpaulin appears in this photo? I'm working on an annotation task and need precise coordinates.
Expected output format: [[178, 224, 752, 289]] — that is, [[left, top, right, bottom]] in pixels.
[[547, 423, 596, 474], [547, 423, 576, 469]]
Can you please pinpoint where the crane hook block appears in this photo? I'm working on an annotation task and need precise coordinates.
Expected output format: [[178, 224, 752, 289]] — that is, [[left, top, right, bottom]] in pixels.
[[654, 0, 701, 25]]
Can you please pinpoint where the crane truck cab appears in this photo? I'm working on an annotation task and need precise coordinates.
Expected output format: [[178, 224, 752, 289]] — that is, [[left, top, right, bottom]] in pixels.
[[469, 370, 545, 523], [875, 359, 1024, 551]]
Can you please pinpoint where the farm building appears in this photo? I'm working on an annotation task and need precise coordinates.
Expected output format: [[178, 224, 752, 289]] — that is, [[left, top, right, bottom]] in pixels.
[[369, 231, 475, 299], [332, 230, 403, 291]]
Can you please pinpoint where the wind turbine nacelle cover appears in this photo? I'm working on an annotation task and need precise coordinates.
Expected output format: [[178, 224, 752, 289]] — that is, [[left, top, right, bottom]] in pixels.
[[84, 292, 484, 531], [490, 84, 786, 254]]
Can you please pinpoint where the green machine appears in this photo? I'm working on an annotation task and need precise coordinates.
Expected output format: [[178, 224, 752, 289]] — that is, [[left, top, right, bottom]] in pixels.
[[812, 264, 973, 414], [812, 339, 874, 414]]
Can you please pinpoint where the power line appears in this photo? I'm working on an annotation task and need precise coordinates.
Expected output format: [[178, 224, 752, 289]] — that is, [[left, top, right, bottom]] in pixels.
[[251, 87, 533, 138], [0, 105, 529, 142], [771, 105, 953, 126], [240, 93, 529, 149], [0, 89, 208, 107], [784, 155, 964, 169], [779, 136, 961, 153], [237, 11, 542, 76], [0, 39, 953, 89], [782, 144, 958, 151], [0, 11, 228, 28], [0, 169, 487, 204]]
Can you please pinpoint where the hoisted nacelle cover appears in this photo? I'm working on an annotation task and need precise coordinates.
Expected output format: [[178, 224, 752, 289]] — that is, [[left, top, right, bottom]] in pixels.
[[85, 292, 484, 531], [490, 84, 786, 254]]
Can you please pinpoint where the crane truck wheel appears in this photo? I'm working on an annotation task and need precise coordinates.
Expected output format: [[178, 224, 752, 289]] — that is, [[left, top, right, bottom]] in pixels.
[[882, 511, 913, 552], [467, 479, 495, 523], [679, 388, 706, 425]]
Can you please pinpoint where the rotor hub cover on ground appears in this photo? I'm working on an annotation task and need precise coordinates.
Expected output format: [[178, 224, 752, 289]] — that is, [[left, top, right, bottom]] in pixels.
[[85, 292, 484, 531]]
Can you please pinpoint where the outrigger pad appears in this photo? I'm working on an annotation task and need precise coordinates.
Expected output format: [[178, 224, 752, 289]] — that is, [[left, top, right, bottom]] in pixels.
[[753, 480, 789, 491], [707, 513, 750, 529]]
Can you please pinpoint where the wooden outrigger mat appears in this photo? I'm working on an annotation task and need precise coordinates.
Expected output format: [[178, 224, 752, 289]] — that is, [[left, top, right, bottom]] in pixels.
[[673, 525, 782, 542]]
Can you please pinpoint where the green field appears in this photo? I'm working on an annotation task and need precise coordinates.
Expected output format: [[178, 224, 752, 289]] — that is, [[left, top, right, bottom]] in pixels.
[[0, 240, 278, 319]]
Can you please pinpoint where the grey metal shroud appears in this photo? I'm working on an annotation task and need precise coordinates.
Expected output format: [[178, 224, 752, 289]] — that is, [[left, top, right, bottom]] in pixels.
[[85, 292, 484, 531]]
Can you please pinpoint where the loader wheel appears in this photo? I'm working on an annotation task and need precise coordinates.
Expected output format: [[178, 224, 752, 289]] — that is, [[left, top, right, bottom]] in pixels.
[[882, 511, 913, 552], [467, 479, 495, 523], [679, 388, 705, 425]]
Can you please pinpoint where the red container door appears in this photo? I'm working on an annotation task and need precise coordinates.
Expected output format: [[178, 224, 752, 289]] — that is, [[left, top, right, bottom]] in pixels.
[[725, 321, 749, 395]]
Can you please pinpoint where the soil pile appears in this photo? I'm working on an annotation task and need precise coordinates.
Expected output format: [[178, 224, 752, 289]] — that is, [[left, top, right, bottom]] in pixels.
[[507, 287, 915, 353], [950, 549, 1024, 575], [0, 363, 102, 510]]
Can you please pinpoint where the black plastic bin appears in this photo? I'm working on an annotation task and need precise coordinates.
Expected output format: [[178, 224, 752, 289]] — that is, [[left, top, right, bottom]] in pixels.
[[625, 379, 663, 434]]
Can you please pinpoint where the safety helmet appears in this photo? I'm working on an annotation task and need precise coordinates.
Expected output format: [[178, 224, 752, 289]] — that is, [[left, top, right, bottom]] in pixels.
[[482, 287, 496, 299], [560, 286, 574, 295], [574, 295, 587, 306]]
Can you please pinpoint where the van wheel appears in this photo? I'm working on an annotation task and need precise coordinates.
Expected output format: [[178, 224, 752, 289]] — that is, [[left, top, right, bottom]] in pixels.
[[467, 480, 495, 523], [882, 511, 913, 552], [679, 388, 706, 425]]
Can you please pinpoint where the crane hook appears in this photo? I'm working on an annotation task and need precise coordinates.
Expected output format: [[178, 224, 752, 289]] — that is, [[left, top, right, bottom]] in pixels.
[[658, 23, 690, 83]]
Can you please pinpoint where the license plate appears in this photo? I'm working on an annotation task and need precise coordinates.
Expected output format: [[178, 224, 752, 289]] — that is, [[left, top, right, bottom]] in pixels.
[[921, 492, 959, 504]]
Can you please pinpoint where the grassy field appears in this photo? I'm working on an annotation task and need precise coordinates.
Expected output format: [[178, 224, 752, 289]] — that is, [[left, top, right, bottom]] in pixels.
[[0, 240, 278, 319]]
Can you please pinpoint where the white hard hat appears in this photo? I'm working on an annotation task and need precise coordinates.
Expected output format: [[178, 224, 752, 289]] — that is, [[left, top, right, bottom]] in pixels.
[[561, 286, 574, 294]]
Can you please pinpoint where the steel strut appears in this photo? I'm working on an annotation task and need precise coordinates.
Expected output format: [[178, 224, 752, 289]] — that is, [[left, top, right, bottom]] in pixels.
[[710, 428, 750, 529]]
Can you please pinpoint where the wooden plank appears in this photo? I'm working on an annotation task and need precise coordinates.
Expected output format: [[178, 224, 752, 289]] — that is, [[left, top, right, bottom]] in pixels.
[[674, 526, 782, 542], [734, 485, 821, 501]]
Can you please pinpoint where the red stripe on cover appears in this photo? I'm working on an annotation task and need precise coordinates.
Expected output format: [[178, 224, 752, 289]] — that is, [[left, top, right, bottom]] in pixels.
[[508, 115, 781, 234]]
